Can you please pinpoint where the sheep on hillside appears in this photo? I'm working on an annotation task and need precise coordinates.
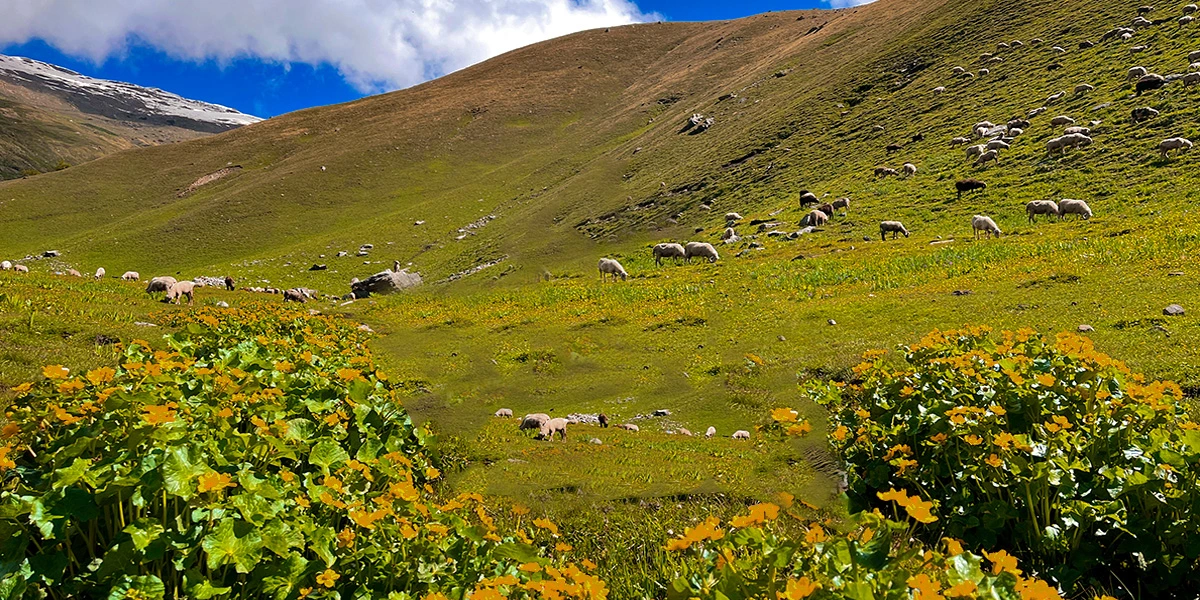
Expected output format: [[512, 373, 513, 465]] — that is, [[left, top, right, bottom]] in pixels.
[[986, 139, 1010, 151], [1008, 128, 1024, 137], [979, 68, 990, 76], [832, 197, 851, 210], [1064, 126, 1091, 135], [1131, 106, 1160, 122], [520, 413, 551, 431], [816, 203, 836, 217], [725, 212, 743, 222], [955, 179, 987, 198], [732, 430, 751, 440], [1026, 200, 1060, 222], [972, 215, 1002, 239], [799, 191, 820, 206], [933, 86, 946, 94], [1050, 115, 1075, 126], [1128, 66, 1148, 80], [14, 265, 29, 273], [653, 242, 686, 265], [1028, 106, 1048, 117], [65, 269, 81, 277], [952, 66, 966, 75], [1181, 15, 1195, 25], [1057, 199, 1093, 220], [1159, 137, 1194, 157], [145, 276, 177, 294], [494, 408, 514, 418], [902, 162, 918, 176], [1046, 91, 1067, 103], [1136, 73, 1167, 95], [1186, 4, 1198, 14], [1075, 83, 1095, 94], [966, 144, 987, 159], [722, 227, 738, 241], [1046, 134, 1093, 155], [684, 242, 719, 263], [94, 267, 106, 280], [880, 221, 910, 240], [598, 258, 629, 281], [975, 149, 1000, 167], [0, 261, 10, 270], [874, 167, 899, 177], [164, 281, 196, 305], [1183, 72, 1200, 86], [121, 271, 140, 281], [705, 426, 716, 438], [950, 136, 971, 146], [802, 210, 829, 227], [616, 423, 640, 432], [538, 418, 568, 441], [283, 289, 307, 302], [1007, 118, 1030, 130]]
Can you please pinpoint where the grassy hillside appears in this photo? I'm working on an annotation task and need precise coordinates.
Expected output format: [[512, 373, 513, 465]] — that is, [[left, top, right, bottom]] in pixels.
[[5, 0, 1200, 508]]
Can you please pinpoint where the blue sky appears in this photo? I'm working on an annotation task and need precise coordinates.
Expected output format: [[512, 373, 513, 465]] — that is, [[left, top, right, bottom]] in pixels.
[[0, 0, 843, 119]]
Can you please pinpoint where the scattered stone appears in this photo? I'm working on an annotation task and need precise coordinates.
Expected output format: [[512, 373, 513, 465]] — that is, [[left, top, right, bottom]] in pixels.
[[351, 269, 422, 298], [952, 290, 972, 296], [1077, 324, 1095, 332], [414, 220, 425, 226], [360, 244, 374, 250], [589, 438, 603, 445], [93, 334, 118, 345], [652, 409, 672, 417], [215, 301, 229, 308], [336, 251, 348, 257], [1168, 271, 1184, 276], [309, 264, 327, 271], [42, 250, 60, 257], [1164, 304, 1185, 316], [134, 321, 158, 327], [357, 250, 369, 257], [827, 319, 837, 326], [358, 324, 375, 333], [777, 335, 786, 342]]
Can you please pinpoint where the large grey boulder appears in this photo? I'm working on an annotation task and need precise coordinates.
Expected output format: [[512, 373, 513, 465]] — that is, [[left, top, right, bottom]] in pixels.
[[350, 269, 421, 298]]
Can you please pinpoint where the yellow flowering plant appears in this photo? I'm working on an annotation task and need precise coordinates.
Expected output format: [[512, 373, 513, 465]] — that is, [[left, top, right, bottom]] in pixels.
[[810, 327, 1200, 593]]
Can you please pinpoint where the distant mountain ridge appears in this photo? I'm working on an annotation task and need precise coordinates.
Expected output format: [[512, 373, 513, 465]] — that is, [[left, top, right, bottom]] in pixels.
[[0, 54, 261, 179]]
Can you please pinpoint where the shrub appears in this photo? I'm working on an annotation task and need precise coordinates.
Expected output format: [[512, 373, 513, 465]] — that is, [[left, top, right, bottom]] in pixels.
[[811, 327, 1200, 594], [0, 306, 606, 599]]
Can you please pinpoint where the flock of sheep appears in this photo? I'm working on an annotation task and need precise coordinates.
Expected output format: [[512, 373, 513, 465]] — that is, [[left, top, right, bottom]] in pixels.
[[0, 262, 234, 305], [497, 409, 750, 442]]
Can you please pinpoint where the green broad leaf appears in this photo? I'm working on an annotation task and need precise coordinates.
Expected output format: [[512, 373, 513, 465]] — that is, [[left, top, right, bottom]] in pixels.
[[107, 575, 165, 600], [840, 580, 877, 600], [261, 520, 304, 557], [309, 439, 350, 471], [949, 552, 984, 582], [188, 579, 233, 599], [52, 487, 99, 523], [28, 550, 68, 585], [492, 542, 541, 563], [163, 447, 206, 500], [0, 572, 27, 600], [308, 526, 336, 567], [231, 493, 276, 526], [26, 499, 59, 539], [260, 553, 309, 600], [124, 519, 165, 551], [284, 419, 316, 442], [355, 437, 383, 463], [201, 520, 263, 574]]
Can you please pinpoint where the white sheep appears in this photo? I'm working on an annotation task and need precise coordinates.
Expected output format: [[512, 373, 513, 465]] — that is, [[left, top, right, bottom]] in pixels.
[[902, 162, 918, 176], [653, 242, 686, 266], [494, 408, 513, 418], [1052, 46, 1067, 53], [94, 267, 106, 280], [966, 144, 987, 159], [1028, 106, 1048, 117], [988, 56, 1004, 64], [121, 271, 140, 281], [952, 66, 966, 75], [979, 68, 990, 76], [1132, 16, 1152, 28], [832, 197, 851, 210], [1050, 115, 1075, 126], [721, 227, 738, 241], [538, 418, 568, 441], [950, 136, 971, 146], [973, 120, 995, 131], [1008, 128, 1024, 137], [598, 258, 629, 281], [1128, 66, 1148, 80], [731, 430, 750, 440], [1181, 15, 1195, 25], [974, 126, 988, 138], [145, 276, 177, 294], [678, 428, 693, 436], [1046, 134, 1093, 155], [974, 149, 1000, 167], [616, 423, 640, 432], [1057, 199, 1093, 220], [520, 413, 550, 431], [1159, 137, 1194, 157], [972, 215, 1002, 239], [66, 269, 81, 277], [1026, 200, 1060, 222], [684, 241, 720, 263], [725, 212, 743, 222], [1047, 92, 1068, 105], [0, 261, 10, 270], [880, 221, 910, 240], [801, 210, 829, 227], [705, 426, 716, 438], [1074, 83, 1094, 94], [997, 42, 1010, 50], [1063, 126, 1091, 135], [1184, 73, 1200, 86], [164, 280, 196, 305], [14, 264, 29, 273], [933, 86, 946, 94], [1186, 4, 1198, 14], [986, 139, 1010, 151]]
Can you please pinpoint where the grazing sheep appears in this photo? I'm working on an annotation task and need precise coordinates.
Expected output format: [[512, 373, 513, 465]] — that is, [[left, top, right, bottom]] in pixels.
[[874, 167, 899, 177], [94, 267, 105, 280], [494, 408, 514, 418], [164, 281, 196, 305], [705, 426, 716, 438], [952, 66, 966, 75], [912, 133, 924, 143], [1031, 38, 1043, 45], [973, 120, 995, 130], [1181, 15, 1195, 25], [224, 276, 235, 291], [979, 68, 990, 76], [731, 430, 750, 440], [1028, 106, 1048, 117], [653, 242, 686, 266], [902, 162, 918, 176], [1011, 40, 1024, 47], [678, 428, 693, 436], [1050, 115, 1075, 126], [799, 192, 820, 207], [1131, 106, 1160, 122], [988, 56, 1004, 64], [145, 276, 177, 294], [121, 271, 140, 281], [1026, 200, 1061, 222], [598, 258, 629, 281], [1121, 32, 1134, 40], [1136, 73, 1167, 95], [1057, 199, 1093, 220], [1074, 83, 1095, 94], [538, 418, 568, 441], [0, 261, 10, 270], [1184, 72, 1200, 86], [1132, 16, 1152, 28], [972, 215, 1002, 239], [1063, 126, 1091, 135], [872, 125, 885, 133], [1159, 137, 1194, 157], [974, 126, 988, 138], [1046, 134, 1093, 155], [986, 140, 1010, 151], [1128, 66, 1149, 80], [1052, 46, 1067, 53], [997, 42, 1010, 50], [801, 210, 829, 227], [961, 72, 975, 79], [1186, 4, 1198, 14], [956, 179, 987, 198], [950, 136, 971, 146], [1191, 62, 1200, 71], [283, 288, 307, 302], [885, 143, 903, 153], [1046, 91, 1067, 103], [933, 86, 946, 94], [598, 413, 609, 428], [1007, 118, 1030, 130], [1008, 128, 1024, 137], [725, 212, 743, 222], [966, 144, 987, 159], [880, 221, 910, 240], [816, 203, 836, 217], [14, 264, 29, 273], [520, 413, 551, 431], [684, 242, 720, 263], [722, 227, 738, 241], [832, 197, 851, 210], [1079, 41, 1096, 49], [974, 149, 1000, 167], [1137, 5, 1153, 14], [980, 53, 994, 61], [616, 423, 640, 432]]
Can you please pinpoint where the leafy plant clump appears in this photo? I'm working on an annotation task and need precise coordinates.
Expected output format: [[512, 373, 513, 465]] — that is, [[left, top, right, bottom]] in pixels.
[[812, 327, 1200, 594], [0, 305, 606, 599]]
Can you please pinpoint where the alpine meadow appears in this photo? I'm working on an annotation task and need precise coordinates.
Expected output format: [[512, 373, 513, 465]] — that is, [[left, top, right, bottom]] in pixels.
[[2, 0, 1200, 597]]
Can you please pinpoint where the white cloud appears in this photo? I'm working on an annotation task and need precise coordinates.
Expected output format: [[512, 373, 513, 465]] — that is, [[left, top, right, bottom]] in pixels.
[[825, 0, 876, 7], [0, 0, 656, 92]]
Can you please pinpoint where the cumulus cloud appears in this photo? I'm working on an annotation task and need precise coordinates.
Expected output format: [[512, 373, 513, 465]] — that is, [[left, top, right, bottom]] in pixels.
[[0, 0, 655, 91]]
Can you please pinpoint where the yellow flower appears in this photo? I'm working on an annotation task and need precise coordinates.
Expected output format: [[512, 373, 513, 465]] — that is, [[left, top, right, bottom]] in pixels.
[[533, 518, 558, 536], [143, 404, 176, 426], [805, 524, 826, 544], [197, 472, 235, 493], [12, 382, 34, 395], [336, 368, 361, 382], [1, 424, 19, 439], [316, 569, 339, 588], [988, 404, 1007, 416], [894, 458, 917, 474], [772, 408, 799, 423], [985, 454, 1004, 468], [512, 503, 530, 516], [984, 549, 1021, 575], [993, 432, 1016, 448], [274, 361, 294, 373], [943, 538, 964, 556], [946, 580, 977, 597], [832, 426, 848, 441], [877, 488, 909, 503], [0, 446, 16, 470], [426, 467, 441, 480], [963, 434, 983, 446], [907, 573, 942, 600], [337, 528, 356, 548], [518, 562, 542, 573], [665, 538, 691, 551], [904, 497, 938, 524], [731, 503, 780, 528], [423, 593, 449, 600], [86, 367, 116, 386], [323, 475, 343, 493], [42, 365, 69, 380], [216, 407, 234, 418], [57, 380, 85, 395], [1015, 578, 1062, 600], [787, 422, 813, 436], [1036, 374, 1056, 387], [777, 577, 820, 599], [555, 542, 573, 552]]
